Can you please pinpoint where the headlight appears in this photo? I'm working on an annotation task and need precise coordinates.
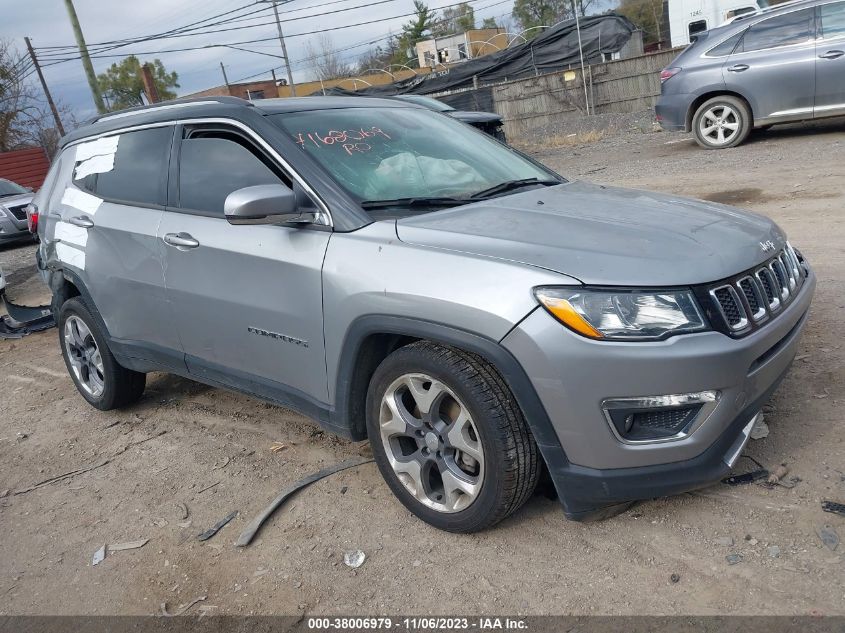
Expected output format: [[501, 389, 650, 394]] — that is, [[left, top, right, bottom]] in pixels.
[[534, 287, 708, 340]]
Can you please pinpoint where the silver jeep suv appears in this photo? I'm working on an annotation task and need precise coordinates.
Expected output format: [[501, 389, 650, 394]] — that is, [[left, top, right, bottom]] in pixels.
[[656, 0, 845, 148], [32, 96, 815, 532]]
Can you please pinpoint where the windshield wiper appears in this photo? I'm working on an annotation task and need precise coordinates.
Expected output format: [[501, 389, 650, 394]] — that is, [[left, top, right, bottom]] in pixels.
[[470, 178, 561, 199], [360, 197, 468, 210]]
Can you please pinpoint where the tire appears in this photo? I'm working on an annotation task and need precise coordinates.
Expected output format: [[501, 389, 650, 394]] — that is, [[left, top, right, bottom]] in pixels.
[[366, 341, 541, 532], [58, 297, 145, 410], [692, 95, 752, 149]]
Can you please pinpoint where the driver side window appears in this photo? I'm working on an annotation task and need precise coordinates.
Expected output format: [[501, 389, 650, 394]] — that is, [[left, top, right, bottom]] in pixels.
[[177, 128, 293, 216]]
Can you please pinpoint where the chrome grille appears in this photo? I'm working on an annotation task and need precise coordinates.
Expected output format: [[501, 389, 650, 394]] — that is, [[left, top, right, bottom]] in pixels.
[[707, 244, 806, 333]]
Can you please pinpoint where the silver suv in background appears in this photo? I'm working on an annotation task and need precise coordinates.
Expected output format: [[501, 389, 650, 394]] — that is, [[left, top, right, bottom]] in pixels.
[[656, 0, 845, 148], [31, 96, 814, 532], [0, 178, 35, 244]]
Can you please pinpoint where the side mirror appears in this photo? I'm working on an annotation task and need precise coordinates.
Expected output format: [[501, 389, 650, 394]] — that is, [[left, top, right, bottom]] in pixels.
[[224, 184, 305, 225]]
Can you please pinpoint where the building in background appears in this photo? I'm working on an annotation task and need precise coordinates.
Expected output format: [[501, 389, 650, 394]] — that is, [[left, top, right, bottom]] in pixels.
[[184, 78, 280, 101], [415, 28, 508, 68]]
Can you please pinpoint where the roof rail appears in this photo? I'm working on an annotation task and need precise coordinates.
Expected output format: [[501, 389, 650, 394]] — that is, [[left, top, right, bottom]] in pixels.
[[725, 0, 814, 24], [87, 96, 253, 125]]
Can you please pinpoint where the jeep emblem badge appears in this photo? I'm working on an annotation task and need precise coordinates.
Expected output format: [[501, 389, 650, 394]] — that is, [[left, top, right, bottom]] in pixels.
[[759, 240, 775, 253]]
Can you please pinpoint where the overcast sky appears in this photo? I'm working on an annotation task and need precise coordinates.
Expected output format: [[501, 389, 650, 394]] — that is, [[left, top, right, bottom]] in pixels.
[[5, 0, 518, 121]]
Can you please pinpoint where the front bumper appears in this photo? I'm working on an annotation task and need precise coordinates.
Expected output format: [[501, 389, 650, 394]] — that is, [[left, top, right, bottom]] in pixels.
[[502, 269, 815, 519], [654, 92, 693, 132], [0, 215, 31, 243]]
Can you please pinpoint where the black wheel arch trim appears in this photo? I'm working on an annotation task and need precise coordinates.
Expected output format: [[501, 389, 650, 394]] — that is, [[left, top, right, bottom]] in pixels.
[[332, 314, 571, 465]]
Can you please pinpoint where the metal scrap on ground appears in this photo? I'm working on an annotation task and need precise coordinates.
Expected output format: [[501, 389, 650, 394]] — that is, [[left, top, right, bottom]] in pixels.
[[160, 595, 207, 617], [108, 539, 149, 552], [235, 457, 374, 547], [197, 511, 238, 542]]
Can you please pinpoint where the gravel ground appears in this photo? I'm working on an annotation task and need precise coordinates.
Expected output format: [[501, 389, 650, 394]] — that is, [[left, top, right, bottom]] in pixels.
[[1, 116, 844, 617]]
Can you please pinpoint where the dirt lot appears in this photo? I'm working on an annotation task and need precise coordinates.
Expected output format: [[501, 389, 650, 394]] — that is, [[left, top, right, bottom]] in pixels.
[[1, 118, 844, 617]]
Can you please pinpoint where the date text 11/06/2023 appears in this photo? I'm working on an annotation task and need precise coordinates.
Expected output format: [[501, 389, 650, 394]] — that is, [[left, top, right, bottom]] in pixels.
[[294, 127, 392, 156], [306, 617, 529, 630]]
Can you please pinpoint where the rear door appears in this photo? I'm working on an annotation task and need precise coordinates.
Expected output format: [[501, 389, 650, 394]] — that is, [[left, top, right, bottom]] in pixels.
[[157, 122, 331, 406], [815, 0, 845, 117], [58, 125, 182, 359], [722, 7, 816, 122]]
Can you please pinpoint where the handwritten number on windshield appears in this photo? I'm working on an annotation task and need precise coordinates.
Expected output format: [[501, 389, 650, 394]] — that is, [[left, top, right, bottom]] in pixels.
[[294, 127, 391, 156]]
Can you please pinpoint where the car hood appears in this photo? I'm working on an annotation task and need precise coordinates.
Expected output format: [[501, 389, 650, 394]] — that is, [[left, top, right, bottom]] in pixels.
[[448, 111, 503, 124], [395, 181, 786, 286], [0, 192, 33, 209]]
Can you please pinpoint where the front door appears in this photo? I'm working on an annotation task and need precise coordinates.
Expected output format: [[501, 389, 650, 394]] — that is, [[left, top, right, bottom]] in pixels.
[[158, 123, 331, 408], [722, 7, 816, 123], [815, 0, 845, 117]]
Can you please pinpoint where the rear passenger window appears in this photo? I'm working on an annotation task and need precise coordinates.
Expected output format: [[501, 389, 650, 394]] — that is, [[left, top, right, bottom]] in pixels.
[[92, 127, 172, 206], [741, 9, 813, 51], [821, 1, 845, 39], [177, 131, 290, 215], [708, 32, 744, 56]]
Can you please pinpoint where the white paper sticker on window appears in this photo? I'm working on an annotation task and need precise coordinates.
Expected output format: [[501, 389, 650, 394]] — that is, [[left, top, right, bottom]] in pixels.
[[75, 136, 119, 162], [74, 135, 119, 180]]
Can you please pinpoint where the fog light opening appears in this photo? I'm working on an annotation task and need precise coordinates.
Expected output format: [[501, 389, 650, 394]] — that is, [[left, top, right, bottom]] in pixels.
[[602, 391, 720, 445]]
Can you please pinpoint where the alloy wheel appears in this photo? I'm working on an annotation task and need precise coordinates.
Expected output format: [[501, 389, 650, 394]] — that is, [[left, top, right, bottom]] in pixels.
[[699, 104, 740, 146], [378, 373, 484, 513], [63, 315, 105, 398]]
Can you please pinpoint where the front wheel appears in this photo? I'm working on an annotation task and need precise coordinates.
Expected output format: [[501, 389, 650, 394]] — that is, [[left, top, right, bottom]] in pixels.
[[366, 341, 540, 532], [692, 96, 752, 149]]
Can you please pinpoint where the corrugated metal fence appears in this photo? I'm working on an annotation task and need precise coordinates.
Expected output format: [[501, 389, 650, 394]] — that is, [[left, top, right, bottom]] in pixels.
[[0, 147, 50, 189], [491, 49, 680, 139]]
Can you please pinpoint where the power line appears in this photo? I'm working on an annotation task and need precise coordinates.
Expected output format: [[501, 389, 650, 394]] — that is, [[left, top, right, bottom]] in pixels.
[[35, 0, 405, 55], [227, 1, 513, 81], [38, 0, 513, 67]]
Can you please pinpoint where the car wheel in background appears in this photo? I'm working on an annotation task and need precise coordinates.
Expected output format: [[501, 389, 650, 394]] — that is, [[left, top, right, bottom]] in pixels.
[[59, 297, 146, 410], [366, 341, 540, 532], [692, 96, 752, 149]]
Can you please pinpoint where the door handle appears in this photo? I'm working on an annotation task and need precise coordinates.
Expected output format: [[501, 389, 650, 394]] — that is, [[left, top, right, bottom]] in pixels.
[[819, 50, 845, 59], [67, 216, 94, 228], [163, 232, 200, 249], [727, 64, 749, 72]]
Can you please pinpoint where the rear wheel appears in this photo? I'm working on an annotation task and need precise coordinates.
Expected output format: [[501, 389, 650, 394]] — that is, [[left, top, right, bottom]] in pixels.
[[692, 96, 751, 149], [59, 297, 145, 410], [366, 341, 540, 532]]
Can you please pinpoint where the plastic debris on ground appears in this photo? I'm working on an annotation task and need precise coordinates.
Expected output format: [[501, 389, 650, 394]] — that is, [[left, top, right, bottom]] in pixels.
[[0, 293, 55, 339], [749, 414, 769, 440], [92, 545, 106, 566], [344, 550, 366, 569], [817, 525, 840, 551]]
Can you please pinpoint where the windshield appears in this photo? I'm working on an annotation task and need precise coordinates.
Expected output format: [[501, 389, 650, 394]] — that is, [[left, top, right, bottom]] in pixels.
[[270, 107, 559, 210], [394, 95, 455, 112], [0, 179, 29, 197]]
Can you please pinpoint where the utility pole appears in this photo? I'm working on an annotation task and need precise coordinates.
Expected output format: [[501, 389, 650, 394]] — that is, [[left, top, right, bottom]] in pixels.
[[24, 37, 65, 136], [220, 62, 231, 93], [63, 0, 106, 113], [266, 0, 297, 96], [571, 0, 590, 116], [140, 63, 160, 103]]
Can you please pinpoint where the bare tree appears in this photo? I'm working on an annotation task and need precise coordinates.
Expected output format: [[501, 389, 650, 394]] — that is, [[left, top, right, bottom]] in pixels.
[[304, 34, 354, 81], [0, 39, 73, 156]]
